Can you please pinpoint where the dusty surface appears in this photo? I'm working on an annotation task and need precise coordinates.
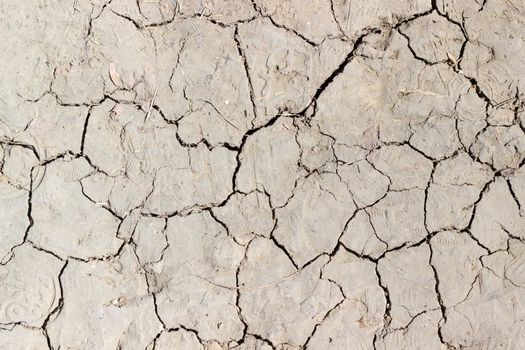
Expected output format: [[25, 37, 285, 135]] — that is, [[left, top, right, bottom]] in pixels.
[[1, 0, 525, 349]]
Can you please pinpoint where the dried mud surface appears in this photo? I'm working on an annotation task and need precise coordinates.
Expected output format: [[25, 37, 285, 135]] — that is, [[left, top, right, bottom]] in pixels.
[[1, 0, 525, 349]]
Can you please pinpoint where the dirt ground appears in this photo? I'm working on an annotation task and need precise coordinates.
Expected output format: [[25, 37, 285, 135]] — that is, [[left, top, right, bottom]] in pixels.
[[1, 0, 525, 349]]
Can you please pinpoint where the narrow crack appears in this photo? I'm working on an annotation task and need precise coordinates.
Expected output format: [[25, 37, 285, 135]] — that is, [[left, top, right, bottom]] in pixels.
[[233, 26, 259, 127], [4, 2, 523, 348]]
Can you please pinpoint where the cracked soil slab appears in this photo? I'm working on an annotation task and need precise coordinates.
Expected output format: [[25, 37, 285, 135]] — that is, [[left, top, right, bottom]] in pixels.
[[1, 0, 525, 349]]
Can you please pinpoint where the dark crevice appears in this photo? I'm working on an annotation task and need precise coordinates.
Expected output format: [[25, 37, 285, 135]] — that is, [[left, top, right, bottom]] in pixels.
[[22, 166, 35, 244], [297, 30, 372, 116], [507, 178, 523, 215], [373, 263, 392, 347], [42, 260, 68, 350], [269, 235, 299, 270], [79, 105, 94, 155], [249, 0, 318, 47], [427, 241, 449, 346], [397, 29, 440, 66], [233, 26, 258, 126]]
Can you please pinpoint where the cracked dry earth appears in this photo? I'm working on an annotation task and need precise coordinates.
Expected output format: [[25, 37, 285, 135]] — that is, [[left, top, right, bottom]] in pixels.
[[2, 1, 525, 350]]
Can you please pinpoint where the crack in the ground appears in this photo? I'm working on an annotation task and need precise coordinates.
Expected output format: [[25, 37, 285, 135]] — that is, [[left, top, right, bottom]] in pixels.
[[3, 2, 525, 348]]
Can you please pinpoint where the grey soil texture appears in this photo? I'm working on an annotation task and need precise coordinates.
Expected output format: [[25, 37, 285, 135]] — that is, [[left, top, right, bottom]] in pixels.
[[1, 0, 525, 349]]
